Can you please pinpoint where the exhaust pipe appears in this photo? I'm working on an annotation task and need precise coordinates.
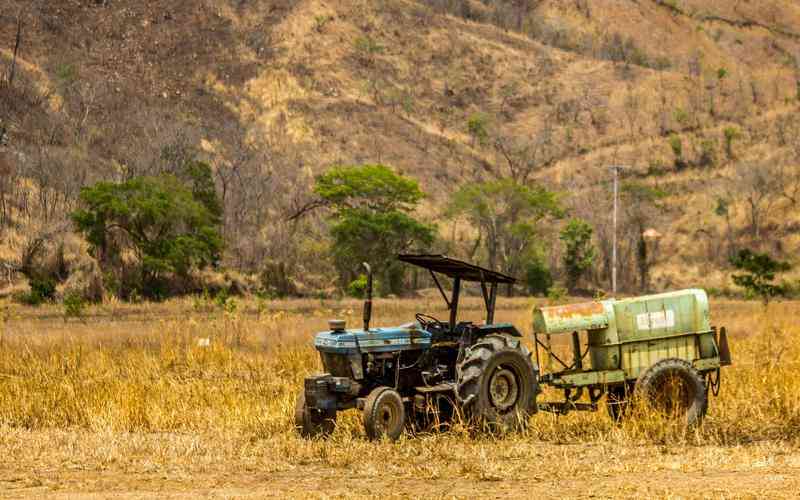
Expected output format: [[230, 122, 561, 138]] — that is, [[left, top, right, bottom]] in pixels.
[[362, 262, 373, 332]]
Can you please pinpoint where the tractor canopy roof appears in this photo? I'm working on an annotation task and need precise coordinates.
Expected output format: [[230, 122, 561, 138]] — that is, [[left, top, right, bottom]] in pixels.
[[397, 254, 516, 284], [398, 254, 512, 327]]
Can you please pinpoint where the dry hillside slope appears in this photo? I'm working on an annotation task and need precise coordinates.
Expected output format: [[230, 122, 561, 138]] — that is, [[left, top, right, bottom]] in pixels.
[[1, 0, 799, 292]]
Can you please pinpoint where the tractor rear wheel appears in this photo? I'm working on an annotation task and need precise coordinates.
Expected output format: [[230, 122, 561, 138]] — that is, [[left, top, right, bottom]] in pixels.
[[456, 333, 538, 432], [637, 358, 707, 426], [295, 393, 336, 438], [363, 386, 406, 441]]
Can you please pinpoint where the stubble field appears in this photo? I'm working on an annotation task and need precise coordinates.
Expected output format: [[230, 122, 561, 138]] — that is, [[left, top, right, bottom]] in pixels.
[[0, 296, 798, 499]]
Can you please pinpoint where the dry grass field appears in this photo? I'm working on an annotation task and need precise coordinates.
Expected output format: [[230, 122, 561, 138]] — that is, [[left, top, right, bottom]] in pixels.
[[0, 296, 798, 498]]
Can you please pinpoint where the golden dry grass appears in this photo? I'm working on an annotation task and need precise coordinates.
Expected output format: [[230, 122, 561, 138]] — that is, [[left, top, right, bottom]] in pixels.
[[0, 296, 799, 498]]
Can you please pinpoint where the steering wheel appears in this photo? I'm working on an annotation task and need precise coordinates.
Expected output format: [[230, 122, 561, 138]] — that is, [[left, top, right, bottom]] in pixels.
[[415, 313, 446, 331]]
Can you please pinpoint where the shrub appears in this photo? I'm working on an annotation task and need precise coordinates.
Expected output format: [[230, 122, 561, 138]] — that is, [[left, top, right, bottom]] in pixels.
[[673, 108, 689, 127], [699, 137, 717, 167], [62, 291, 86, 322], [525, 258, 553, 296], [466, 113, 490, 146], [669, 134, 686, 169], [347, 274, 379, 298], [730, 249, 791, 306], [723, 127, 739, 159], [17, 277, 57, 306], [547, 285, 567, 303]]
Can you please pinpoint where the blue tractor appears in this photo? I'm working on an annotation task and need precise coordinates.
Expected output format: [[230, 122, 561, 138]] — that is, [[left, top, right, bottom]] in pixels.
[[296, 255, 539, 440]]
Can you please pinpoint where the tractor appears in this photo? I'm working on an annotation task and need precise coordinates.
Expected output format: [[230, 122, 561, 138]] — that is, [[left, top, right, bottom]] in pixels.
[[295, 254, 732, 440]]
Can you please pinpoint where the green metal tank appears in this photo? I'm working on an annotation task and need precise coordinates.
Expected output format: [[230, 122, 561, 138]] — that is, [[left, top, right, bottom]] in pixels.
[[533, 289, 717, 380]]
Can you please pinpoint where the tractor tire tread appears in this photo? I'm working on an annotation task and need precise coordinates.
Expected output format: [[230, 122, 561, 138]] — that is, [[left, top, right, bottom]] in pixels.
[[637, 357, 708, 426]]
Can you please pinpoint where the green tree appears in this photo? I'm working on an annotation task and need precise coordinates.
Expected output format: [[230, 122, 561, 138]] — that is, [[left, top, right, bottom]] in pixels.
[[71, 174, 224, 299], [525, 255, 553, 296], [730, 249, 791, 306], [314, 164, 434, 295], [447, 179, 561, 293], [560, 218, 596, 292]]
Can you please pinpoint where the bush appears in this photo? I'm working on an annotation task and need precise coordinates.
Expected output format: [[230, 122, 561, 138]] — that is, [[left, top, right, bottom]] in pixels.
[[699, 137, 717, 167], [467, 113, 490, 146], [17, 277, 57, 306], [525, 258, 553, 296], [347, 274, 379, 298], [547, 285, 567, 303], [669, 134, 686, 169], [723, 127, 739, 159], [62, 291, 86, 321]]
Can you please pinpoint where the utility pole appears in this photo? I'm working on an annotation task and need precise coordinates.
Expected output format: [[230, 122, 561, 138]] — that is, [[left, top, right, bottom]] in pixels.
[[610, 165, 626, 295]]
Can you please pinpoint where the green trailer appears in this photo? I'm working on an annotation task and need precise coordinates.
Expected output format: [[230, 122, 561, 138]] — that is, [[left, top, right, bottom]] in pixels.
[[533, 289, 732, 423]]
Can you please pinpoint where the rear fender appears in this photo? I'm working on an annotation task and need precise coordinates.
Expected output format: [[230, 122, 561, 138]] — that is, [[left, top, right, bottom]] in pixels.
[[472, 323, 522, 337]]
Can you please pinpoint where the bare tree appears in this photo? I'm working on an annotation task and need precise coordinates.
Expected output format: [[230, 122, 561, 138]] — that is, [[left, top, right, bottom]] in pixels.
[[731, 161, 783, 240], [4, 9, 24, 88]]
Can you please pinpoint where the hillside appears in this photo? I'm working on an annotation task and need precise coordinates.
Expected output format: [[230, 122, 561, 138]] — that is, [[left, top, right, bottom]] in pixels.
[[1, 0, 799, 295]]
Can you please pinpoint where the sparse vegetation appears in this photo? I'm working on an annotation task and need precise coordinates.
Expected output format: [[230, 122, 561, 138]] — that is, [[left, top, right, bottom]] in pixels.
[[723, 126, 740, 158]]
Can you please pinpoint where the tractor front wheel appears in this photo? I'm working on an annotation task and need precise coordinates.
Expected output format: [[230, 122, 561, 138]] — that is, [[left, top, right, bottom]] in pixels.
[[363, 386, 406, 441], [456, 333, 538, 432], [295, 393, 336, 438], [637, 358, 707, 426]]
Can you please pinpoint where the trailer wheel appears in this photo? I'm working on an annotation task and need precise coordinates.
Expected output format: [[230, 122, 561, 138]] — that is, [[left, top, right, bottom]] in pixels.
[[295, 393, 336, 438], [606, 383, 635, 422], [456, 333, 538, 432], [637, 358, 707, 426], [363, 386, 406, 441]]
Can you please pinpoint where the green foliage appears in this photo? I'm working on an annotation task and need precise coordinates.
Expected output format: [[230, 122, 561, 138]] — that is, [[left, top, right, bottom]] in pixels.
[[331, 209, 434, 294], [181, 161, 223, 225], [56, 63, 78, 83], [466, 113, 490, 146], [714, 197, 729, 217], [354, 36, 383, 64], [622, 182, 668, 203], [525, 256, 553, 296], [699, 137, 717, 167], [547, 285, 567, 303], [668, 134, 683, 162], [729, 249, 792, 305], [717, 67, 728, 80], [673, 108, 689, 127], [723, 127, 739, 159], [62, 291, 86, 322], [315, 164, 434, 295], [314, 164, 423, 212], [448, 179, 562, 282], [71, 174, 224, 300], [17, 277, 57, 306], [560, 218, 596, 292], [347, 274, 380, 299], [313, 15, 331, 32]]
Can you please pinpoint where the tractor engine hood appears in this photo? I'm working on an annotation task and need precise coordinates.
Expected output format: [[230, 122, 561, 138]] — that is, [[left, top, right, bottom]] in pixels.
[[314, 326, 432, 355]]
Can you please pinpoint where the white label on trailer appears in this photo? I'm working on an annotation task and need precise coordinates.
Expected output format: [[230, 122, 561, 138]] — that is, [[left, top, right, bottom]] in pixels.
[[636, 310, 675, 330]]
